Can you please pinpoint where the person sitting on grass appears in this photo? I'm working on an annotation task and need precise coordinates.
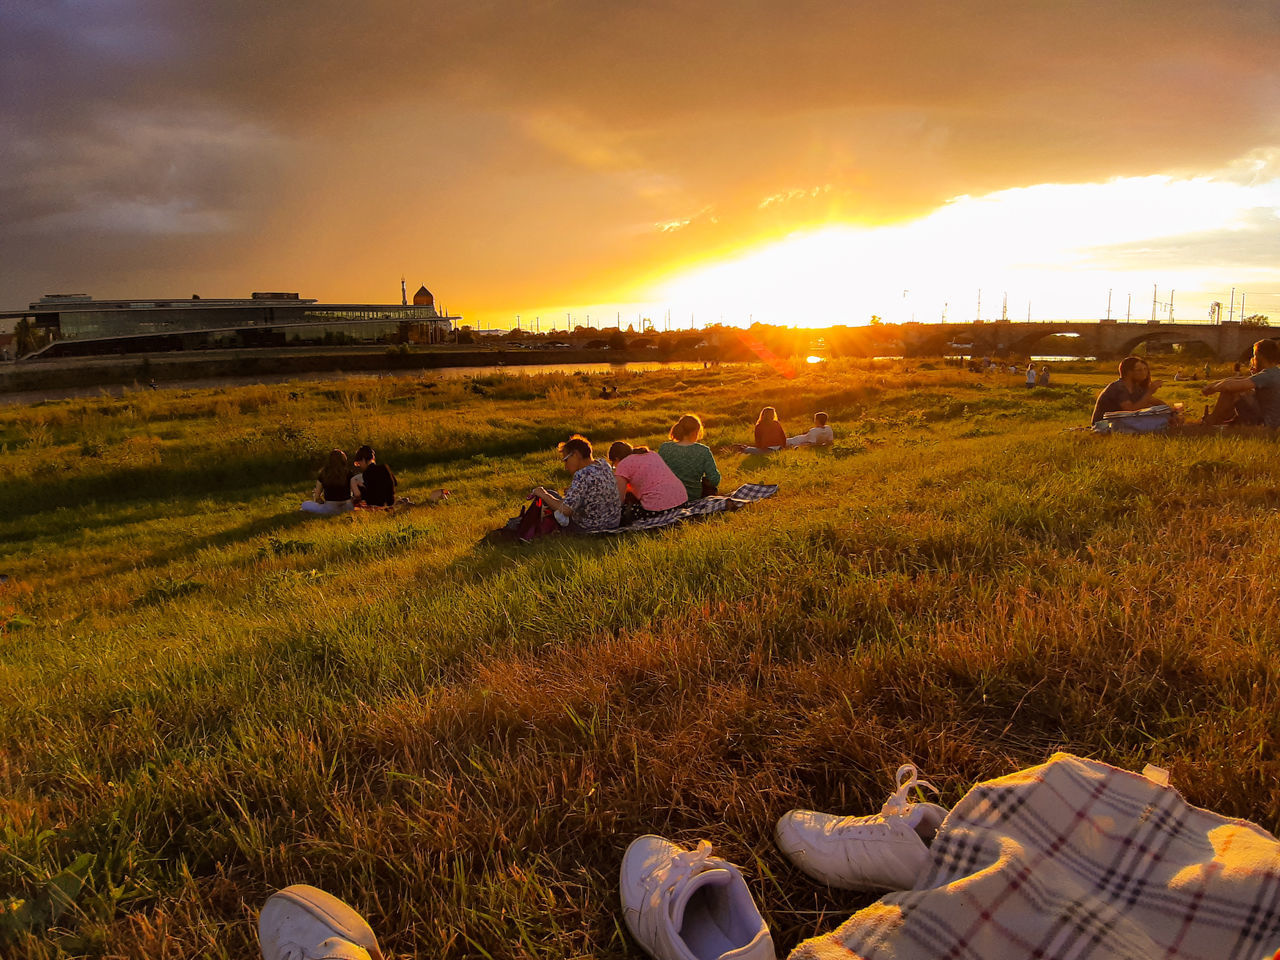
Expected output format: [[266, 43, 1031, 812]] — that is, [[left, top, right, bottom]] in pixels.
[[350, 445, 397, 507], [299, 449, 354, 515], [785, 411, 835, 448], [658, 414, 721, 500], [1201, 338, 1280, 427], [530, 434, 621, 532], [734, 406, 787, 454], [1090, 356, 1165, 425], [608, 441, 689, 525]]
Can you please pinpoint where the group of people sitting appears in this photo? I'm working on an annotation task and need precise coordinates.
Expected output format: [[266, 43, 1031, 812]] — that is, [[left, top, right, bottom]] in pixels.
[[301, 406, 832, 529], [1090, 338, 1280, 430], [529, 414, 722, 532]]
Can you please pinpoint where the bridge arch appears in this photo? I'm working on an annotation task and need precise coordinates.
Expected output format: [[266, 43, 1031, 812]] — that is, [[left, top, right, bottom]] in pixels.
[[1003, 327, 1097, 358], [1115, 330, 1234, 362]]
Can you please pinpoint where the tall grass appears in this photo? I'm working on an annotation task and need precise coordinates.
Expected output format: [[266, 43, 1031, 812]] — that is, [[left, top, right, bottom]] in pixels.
[[1, 360, 1278, 958]]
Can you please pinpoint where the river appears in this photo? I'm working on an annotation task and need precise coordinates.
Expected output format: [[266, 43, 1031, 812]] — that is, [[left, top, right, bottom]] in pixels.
[[0, 360, 730, 408]]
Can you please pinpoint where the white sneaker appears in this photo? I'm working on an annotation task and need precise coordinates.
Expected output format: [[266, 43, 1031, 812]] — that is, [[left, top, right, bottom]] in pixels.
[[620, 836, 776, 960], [258, 884, 384, 960], [774, 763, 948, 892]]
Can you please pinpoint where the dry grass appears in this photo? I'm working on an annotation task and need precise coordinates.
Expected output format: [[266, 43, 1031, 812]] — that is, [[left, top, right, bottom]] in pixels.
[[1, 359, 1278, 958]]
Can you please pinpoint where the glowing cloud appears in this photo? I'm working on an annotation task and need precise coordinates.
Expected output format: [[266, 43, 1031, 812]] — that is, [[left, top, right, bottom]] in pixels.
[[650, 169, 1280, 326]]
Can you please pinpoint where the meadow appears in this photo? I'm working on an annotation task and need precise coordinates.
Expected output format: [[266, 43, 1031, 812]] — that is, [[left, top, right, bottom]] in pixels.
[[1, 359, 1278, 959]]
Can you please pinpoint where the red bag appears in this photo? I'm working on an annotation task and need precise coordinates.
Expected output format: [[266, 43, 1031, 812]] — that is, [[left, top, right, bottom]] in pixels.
[[515, 497, 560, 541]]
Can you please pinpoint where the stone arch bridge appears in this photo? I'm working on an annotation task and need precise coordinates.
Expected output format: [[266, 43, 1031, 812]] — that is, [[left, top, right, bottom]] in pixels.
[[894, 321, 1268, 361]]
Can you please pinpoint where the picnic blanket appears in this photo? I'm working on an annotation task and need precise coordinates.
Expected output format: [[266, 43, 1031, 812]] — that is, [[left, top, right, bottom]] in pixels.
[[592, 483, 779, 534], [790, 753, 1280, 960]]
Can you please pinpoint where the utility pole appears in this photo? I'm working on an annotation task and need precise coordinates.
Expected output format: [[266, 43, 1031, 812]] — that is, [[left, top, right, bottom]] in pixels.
[[516, 314, 520, 331], [1229, 287, 1236, 322], [976, 289, 982, 322], [1106, 289, 1112, 321], [1001, 292, 1008, 322], [1240, 293, 1247, 321], [1152, 284, 1157, 323], [1169, 290, 1174, 323], [1127, 293, 1131, 322]]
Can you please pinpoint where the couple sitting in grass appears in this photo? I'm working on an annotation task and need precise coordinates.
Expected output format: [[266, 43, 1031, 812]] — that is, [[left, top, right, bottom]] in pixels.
[[530, 415, 722, 532], [299, 447, 389, 515], [735, 407, 834, 454], [1091, 340, 1280, 430], [299, 445, 446, 515]]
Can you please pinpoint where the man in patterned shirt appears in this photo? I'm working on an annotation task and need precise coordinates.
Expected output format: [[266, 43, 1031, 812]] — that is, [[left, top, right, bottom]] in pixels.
[[531, 434, 622, 532]]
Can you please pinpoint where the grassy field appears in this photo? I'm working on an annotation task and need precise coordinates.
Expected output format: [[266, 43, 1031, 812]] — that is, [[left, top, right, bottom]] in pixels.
[[2, 359, 1278, 959]]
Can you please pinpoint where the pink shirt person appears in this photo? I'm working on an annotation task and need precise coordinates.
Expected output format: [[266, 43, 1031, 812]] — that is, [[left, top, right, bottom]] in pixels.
[[611, 449, 689, 511]]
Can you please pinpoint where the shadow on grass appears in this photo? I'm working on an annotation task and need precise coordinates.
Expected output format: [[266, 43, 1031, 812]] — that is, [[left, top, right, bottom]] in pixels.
[[104, 511, 312, 584], [1, 428, 576, 524]]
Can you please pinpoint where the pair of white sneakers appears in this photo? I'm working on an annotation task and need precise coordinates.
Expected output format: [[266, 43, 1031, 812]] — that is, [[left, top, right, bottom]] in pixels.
[[620, 764, 947, 960], [253, 765, 944, 960]]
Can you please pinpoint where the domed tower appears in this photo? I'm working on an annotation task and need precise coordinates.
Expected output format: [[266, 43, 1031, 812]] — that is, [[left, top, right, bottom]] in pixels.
[[412, 285, 434, 307]]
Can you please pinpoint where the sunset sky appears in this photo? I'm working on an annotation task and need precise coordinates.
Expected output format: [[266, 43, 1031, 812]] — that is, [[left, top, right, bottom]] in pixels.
[[4, 1, 1280, 329]]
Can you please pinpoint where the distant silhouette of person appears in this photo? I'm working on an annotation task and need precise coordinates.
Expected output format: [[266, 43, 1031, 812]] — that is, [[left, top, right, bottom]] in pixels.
[[1025, 362, 1036, 388]]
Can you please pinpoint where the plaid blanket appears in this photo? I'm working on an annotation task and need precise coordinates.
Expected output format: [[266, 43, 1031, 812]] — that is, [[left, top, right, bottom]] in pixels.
[[592, 483, 778, 534], [790, 753, 1280, 960]]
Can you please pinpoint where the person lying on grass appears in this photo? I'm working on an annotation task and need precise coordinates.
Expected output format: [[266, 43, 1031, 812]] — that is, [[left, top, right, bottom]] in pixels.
[[1090, 356, 1166, 425], [608, 441, 688, 525], [1200, 338, 1280, 427], [733, 406, 787, 454], [530, 434, 621, 532], [659, 414, 721, 499], [785, 411, 834, 448], [299, 449, 354, 515]]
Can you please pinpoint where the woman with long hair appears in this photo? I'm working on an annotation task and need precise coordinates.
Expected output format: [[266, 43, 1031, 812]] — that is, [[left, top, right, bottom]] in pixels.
[[300, 448, 355, 515], [736, 406, 787, 455]]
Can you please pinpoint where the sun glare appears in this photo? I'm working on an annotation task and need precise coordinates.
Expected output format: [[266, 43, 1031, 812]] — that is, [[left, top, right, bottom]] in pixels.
[[650, 174, 1280, 327]]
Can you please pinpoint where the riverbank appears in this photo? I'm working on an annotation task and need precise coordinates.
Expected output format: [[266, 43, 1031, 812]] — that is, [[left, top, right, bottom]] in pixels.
[[0, 343, 707, 395]]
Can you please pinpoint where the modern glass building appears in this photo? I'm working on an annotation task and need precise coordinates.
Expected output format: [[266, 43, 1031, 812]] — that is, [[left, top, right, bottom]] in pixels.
[[4, 288, 458, 358]]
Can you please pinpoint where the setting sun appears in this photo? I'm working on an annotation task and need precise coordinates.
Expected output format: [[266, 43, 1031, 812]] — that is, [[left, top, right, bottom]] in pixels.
[[645, 169, 1280, 328]]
